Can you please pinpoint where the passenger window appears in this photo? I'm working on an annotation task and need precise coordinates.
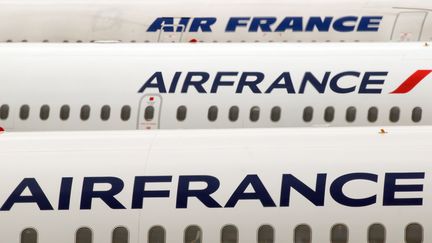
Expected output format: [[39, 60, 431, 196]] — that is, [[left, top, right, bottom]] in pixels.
[[184, 225, 202, 243], [389, 107, 400, 123], [112, 226, 128, 243], [229, 106, 239, 122], [40, 105, 50, 120], [20, 105, 30, 120], [331, 224, 348, 243], [0, 104, 9, 120], [60, 105, 70, 121], [21, 228, 37, 243], [148, 226, 165, 243], [412, 107, 422, 123], [324, 106, 335, 122], [303, 106, 313, 122], [121, 105, 131, 121], [208, 106, 218, 122], [221, 225, 238, 243], [258, 225, 274, 243], [101, 105, 111, 121], [368, 107, 378, 123], [76, 227, 92, 243], [250, 106, 260, 122], [177, 106, 187, 121], [346, 106, 356, 122], [368, 224, 385, 243], [405, 223, 423, 243], [80, 105, 91, 121], [145, 106, 155, 121], [271, 106, 281, 122], [294, 224, 311, 243]]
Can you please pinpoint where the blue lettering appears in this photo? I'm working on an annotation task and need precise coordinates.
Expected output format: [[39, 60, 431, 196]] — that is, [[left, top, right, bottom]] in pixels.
[[225, 175, 276, 207], [330, 173, 378, 207], [305, 17, 333, 31], [250, 17, 277, 32], [333, 16, 358, 32], [383, 172, 424, 206], [329, 71, 359, 94], [265, 72, 296, 93], [359, 72, 387, 94], [181, 72, 209, 93], [138, 72, 167, 93], [80, 177, 126, 210], [299, 72, 330, 93], [358, 16, 382, 31], [211, 72, 237, 93], [147, 18, 175, 32], [236, 72, 264, 93], [132, 176, 172, 209], [176, 175, 222, 208], [280, 174, 327, 206], [275, 17, 303, 32], [1, 178, 54, 211], [58, 177, 73, 210], [226, 17, 250, 32], [190, 18, 217, 32]]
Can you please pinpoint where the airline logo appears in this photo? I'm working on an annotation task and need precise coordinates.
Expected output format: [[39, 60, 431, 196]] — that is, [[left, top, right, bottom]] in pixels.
[[138, 70, 432, 94], [0, 172, 424, 211], [147, 16, 383, 33]]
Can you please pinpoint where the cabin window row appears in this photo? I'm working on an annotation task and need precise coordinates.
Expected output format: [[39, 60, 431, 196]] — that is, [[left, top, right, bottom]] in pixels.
[[0, 104, 423, 124], [19, 223, 423, 243], [175, 105, 423, 123], [0, 105, 132, 122]]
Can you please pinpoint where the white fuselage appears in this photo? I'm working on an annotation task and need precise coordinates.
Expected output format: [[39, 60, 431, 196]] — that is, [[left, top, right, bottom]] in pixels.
[[0, 126, 430, 242], [0, 42, 431, 131], [0, 0, 431, 42]]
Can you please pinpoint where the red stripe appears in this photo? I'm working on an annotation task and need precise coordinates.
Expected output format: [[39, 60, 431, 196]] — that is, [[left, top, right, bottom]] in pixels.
[[391, 70, 432, 94]]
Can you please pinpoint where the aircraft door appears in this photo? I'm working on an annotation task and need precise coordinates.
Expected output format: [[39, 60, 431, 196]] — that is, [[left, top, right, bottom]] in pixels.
[[392, 12, 427, 41], [158, 17, 186, 42], [137, 94, 162, 130]]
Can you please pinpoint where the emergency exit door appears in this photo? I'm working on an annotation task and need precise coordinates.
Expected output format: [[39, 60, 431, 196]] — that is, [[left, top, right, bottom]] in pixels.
[[392, 11, 427, 41], [137, 94, 162, 130], [157, 17, 186, 42]]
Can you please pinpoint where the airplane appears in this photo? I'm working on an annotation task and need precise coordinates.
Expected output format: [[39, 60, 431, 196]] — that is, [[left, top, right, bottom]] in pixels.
[[0, 126, 429, 242], [0, 42, 430, 132], [0, 0, 431, 43]]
